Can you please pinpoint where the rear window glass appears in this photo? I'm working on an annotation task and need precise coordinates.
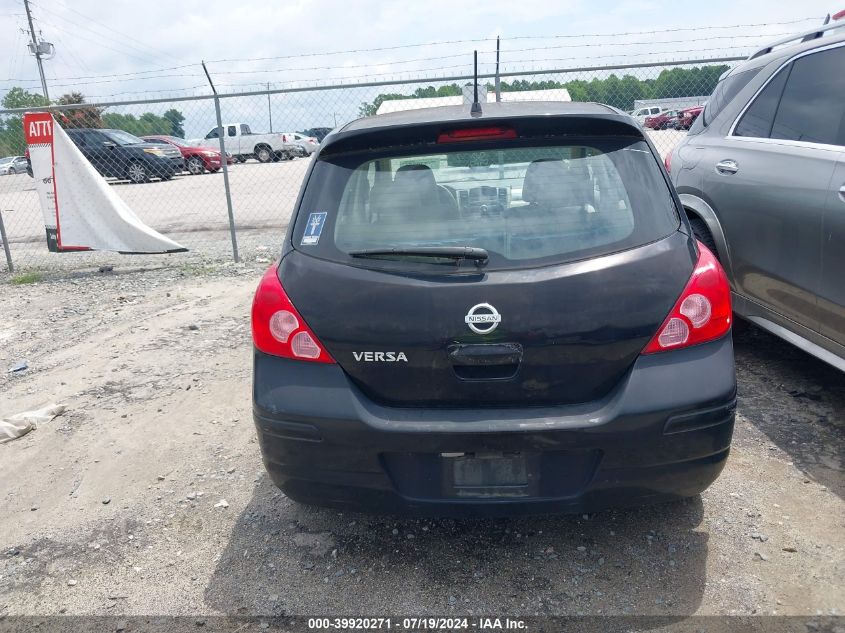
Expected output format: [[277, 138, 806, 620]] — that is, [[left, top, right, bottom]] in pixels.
[[292, 139, 679, 271], [702, 68, 760, 126]]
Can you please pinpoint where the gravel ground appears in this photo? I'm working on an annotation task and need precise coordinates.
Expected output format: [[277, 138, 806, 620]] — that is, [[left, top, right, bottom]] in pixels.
[[0, 263, 842, 621]]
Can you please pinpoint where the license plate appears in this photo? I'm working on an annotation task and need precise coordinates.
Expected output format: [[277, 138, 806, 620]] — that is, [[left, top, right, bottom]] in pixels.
[[442, 452, 535, 498]]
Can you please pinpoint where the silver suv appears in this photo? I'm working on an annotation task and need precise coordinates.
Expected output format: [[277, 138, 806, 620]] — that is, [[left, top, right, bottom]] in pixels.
[[670, 20, 845, 372]]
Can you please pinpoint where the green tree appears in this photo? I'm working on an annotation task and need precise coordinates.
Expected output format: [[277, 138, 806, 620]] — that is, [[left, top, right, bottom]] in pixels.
[[55, 92, 104, 128], [101, 112, 174, 136], [2, 87, 49, 110], [163, 109, 185, 137], [0, 88, 50, 155], [357, 65, 730, 117]]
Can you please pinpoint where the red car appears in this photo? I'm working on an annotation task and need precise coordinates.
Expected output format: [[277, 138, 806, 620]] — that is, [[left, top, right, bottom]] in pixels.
[[141, 135, 232, 175], [644, 110, 680, 130], [675, 106, 704, 130]]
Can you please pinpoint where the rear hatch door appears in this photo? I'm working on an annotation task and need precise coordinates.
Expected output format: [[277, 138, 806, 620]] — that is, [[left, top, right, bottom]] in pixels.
[[282, 112, 692, 407]]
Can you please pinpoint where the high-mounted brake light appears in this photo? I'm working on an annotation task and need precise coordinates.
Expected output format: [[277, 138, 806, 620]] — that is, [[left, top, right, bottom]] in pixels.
[[642, 243, 732, 354], [437, 126, 517, 143], [251, 265, 335, 363]]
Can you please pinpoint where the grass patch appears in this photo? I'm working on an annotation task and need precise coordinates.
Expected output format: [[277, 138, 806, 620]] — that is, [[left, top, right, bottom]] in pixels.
[[10, 272, 42, 285]]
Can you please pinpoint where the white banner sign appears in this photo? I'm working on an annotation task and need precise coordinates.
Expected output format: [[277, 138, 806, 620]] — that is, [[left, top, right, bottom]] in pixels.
[[24, 112, 186, 254]]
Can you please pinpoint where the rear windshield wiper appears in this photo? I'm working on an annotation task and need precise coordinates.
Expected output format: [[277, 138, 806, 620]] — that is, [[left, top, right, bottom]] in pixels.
[[350, 246, 489, 265]]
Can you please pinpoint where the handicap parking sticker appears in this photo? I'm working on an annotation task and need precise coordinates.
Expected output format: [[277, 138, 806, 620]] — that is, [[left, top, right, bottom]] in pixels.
[[301, 212, 327, 246]]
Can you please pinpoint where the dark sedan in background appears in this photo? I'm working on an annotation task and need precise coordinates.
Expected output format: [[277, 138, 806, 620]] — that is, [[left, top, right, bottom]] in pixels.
[[65, 128, 179, 183]]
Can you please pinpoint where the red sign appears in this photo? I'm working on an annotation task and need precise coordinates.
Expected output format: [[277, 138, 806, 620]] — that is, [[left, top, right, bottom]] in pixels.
[[23, 112, 54, 145]]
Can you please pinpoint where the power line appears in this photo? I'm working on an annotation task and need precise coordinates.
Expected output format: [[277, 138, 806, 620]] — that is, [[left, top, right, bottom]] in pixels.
[[208, 47, 753, 91], [53, 33, 91, 74], [0, 29, 793, 84], [1, 62, 201, 82], [0, 17, 822, 90], [31, 18, 171, 66], [44, 0, 180, 63], [3, 72, 206, 90], [201, 33, 792, 77], [202, 17, 821, 65], [504, 17, 822, 40], [29, 1, 176, 66]]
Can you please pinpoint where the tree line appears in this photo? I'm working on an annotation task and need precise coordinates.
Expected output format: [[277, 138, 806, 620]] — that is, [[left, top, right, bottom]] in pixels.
[[358, 65, 728, 116], [0, 87, 186, 156]]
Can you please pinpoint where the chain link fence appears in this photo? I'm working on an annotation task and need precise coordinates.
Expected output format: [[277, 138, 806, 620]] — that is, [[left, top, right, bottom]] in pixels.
[[0, 56, 742, 274]]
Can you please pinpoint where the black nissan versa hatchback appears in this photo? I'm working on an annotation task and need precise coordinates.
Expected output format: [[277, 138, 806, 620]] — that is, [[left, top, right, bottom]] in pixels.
[[251, 102, 736, 517]]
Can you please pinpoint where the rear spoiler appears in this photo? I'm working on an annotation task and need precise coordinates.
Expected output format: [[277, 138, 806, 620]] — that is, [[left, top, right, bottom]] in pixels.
[[748, 16, 845, 60], [319, 114, 645, 156]]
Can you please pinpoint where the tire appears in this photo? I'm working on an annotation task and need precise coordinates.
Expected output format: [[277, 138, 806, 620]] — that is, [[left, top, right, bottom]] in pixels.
[[255, 145, 273, 163], [688, 215, 718, 259], [234, 155, 246, 164], [126, 162, 150, 184], [186, 156, 205, 175]]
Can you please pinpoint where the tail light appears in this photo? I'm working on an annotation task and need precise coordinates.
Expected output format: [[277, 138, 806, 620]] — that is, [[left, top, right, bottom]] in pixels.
[[642, 242, 731, 354], [833, 8, 845, 20], [664, 148, 673, 173], [251, 265, 335, 363]]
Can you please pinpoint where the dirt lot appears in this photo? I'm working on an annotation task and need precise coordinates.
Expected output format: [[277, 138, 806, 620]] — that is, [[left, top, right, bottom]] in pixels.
[[0, 263, 842, 622]]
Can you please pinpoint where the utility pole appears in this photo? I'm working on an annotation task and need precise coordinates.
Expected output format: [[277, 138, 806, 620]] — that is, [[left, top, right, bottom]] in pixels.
[[23, 0, 50, 101], [495, 36, 501, 102], [267, 82, 273, 132]]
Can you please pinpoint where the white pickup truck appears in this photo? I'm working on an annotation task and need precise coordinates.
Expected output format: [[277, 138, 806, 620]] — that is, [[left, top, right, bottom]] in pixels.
[[193, 123, 298, 163]]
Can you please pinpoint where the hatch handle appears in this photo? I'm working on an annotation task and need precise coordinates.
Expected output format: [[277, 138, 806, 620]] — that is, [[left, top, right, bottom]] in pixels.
[[448, 343, 523, 366]]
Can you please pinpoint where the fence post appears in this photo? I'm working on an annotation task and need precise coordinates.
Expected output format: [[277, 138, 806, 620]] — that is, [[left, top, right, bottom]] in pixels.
[[495, 36, 501, 102], [201, 61, 240, 264], [0, 210, 13, 273]]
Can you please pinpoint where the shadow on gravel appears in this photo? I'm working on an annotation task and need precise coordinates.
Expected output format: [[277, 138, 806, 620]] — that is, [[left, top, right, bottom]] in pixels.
[[733, 324, 845, 500], [205, 479, 708, 617]]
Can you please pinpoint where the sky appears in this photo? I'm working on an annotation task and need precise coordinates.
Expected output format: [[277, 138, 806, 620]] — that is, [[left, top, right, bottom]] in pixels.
[[1, 0, 841, 137]]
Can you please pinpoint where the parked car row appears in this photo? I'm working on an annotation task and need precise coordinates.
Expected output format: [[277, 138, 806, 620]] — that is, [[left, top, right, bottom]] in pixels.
[[668, 16, 845, 372], [190, 123, 325, 162], [141, 135, 233, 174], [0, 155, 28, 175], [194, 123, 298, 163], [19, 124, 324, 183], [643, 105, 704, 130]]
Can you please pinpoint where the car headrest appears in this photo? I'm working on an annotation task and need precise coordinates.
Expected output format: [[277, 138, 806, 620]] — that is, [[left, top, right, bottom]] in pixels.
[[521, 159, 574, 206], [395, 164, 437, 189]]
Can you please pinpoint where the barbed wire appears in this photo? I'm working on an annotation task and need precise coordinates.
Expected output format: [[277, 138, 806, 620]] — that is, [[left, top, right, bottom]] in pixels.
[[1, 18, 820, 86]]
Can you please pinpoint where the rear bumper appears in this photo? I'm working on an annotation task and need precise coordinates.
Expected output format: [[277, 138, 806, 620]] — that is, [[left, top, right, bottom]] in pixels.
[[253, 336, 736, 517]]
